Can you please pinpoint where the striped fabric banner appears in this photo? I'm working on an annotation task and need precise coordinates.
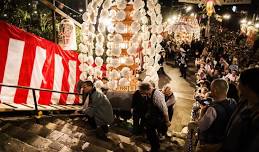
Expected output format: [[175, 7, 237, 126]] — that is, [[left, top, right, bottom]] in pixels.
[[0, 21, 80, 105]]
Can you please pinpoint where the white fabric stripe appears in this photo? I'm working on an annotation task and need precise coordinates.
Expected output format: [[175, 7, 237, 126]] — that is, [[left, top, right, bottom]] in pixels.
[[66, 60, 77, 104], [51, 54, 64, 104], [26, 46, 46, 105], [0, 38, 25, 103]]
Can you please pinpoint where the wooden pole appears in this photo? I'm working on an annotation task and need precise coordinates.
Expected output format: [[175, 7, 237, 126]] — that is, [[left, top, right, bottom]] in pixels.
[[39, 0, 82, 28]]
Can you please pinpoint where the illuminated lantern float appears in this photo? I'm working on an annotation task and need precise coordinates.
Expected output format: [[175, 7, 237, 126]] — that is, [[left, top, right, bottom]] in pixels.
[[79, 0, 164, 91]]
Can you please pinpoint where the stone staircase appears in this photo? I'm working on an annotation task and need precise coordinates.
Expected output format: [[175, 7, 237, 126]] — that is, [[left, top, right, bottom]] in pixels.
[[0, 116, 185, 152]]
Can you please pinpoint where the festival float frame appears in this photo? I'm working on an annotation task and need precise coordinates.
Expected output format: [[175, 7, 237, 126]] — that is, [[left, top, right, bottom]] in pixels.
[[78, 0, 164, 92]]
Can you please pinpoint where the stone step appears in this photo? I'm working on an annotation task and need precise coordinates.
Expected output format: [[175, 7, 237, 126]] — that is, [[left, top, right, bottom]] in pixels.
[[0, 132, 40, 152], [50, 118, 148, 151], [0, 124, 52, 150], [18, 121, 112, 152]]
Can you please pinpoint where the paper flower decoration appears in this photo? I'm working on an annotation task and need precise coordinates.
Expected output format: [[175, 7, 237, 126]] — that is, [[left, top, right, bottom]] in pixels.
[[95, 57, 103, 67], [131, 21, 141, 33], [103, 0, 111, 9], [107, 80, 118, 90], [78, 53, 88, 63], [107, 34, 114, 41], [96, 33, 105, 44], [79, 63, 89, 72], [111, 47, 121, 57], [115, 22, 125, 33], [80, 72, 88, 81], [111, 58, 121, 68], [114, 34, 123, 42], [109, 9, 117, 18], [106, 49, 112, 56], [116, 10, 126, 21], [86, 56, 94, 65], [119, 78, 130, 86], [127, 46, 137, 55], [94, 67, 103, 78], [100, 9, 109, 19], [94, 80, 104, 89], [121, 67, 132, 77], [110, 70, 120, 79], [117, 1, 127, 10], [125, 56, 134, 66]]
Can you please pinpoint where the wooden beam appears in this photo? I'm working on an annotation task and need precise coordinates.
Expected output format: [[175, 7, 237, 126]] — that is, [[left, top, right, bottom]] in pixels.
[[39, 0, 82, 28]]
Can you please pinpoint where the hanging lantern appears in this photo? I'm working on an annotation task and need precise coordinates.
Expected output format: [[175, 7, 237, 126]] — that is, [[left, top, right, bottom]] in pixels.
[[206, 0, 214, 17]]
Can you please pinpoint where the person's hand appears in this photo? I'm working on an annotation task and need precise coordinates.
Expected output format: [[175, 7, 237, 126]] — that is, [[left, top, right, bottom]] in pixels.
[[166, 120, 171, 127], [74, 110, 80, 115]]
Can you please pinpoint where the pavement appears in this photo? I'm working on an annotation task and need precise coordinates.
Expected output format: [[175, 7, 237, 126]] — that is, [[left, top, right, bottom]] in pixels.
[[158, 62, 195, 132]]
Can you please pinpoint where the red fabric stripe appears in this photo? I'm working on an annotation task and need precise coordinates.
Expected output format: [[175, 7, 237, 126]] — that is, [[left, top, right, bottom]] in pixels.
[[14, 42, 36, 104], [59, 58, 69, 105], [0, 22, 10, 103], [38, 46, 55, 105]]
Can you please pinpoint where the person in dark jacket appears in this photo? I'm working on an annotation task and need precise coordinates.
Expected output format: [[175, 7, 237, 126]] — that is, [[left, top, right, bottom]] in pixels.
[[75, 80, 114, 140], [189, 79, 236, 152], [139, 82, 170, 152], [222, 68, 259, 152], [131, 89, 147, 135]]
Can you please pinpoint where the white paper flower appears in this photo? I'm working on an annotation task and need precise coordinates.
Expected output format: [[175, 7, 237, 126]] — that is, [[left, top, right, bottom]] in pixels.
[[156, 14, 163, 25], [110, 69, 120, 79], [96, 33, 105, 44], [103, 0, 111, 9], [132, 11, 141, 21], [117, 0, 127, 10], [155, 53, 161, 63], [155, 4, 161, 14], [109, 9, 117, 18], [79, 63, 89, 72], [94, 67, 103, 78], [111, 47, 121, 57], [79, 43, 88, 53], [150, 34, 157, 45], [116, 10, 126, 21], [106, 57, 112, 64], [135, 58, 140, 64], [98, 22, 106, 33], [131, 34, 139, 42], [107, 42, 113, 49], [157, 25, 163, 34], [157, 35, 163, 44], [111, 58, 121, 68], [89, 11, 97, 24], [106, 49, 112, 56], [88, 75, 94, 82], [115, 22, 125, 33], [86, 56, 94, 65], [107, 34, 114, 41], [121, 67, 132, 77], [89, 25, 95, 33], [143, 56, 149, 63], [95, 45, 104, 56], [142, 41, 149, 49], [113, 34, 123, 42], [107, 80, 118, 90], [80, 72, 88, 81], [143, 32, 150, 41], [131, 21, 140, 33], [95, 57, 103, 67], [82, 12, 88, 22], [143, 63, 148, 69], [147, 57, 155, 66], [148, 47, 156, 57], [141, 16, 148, 24], [143, 75, 151, 82], [119, 78, 130, 86], [151, 25, 157, 34], [127, 46, 137, 55], [78, 53, 88, 63], [125, 56, 134, 66], [100, 9, 109, 18], [94, 80, 104, 89], [88, 68, 94, 76]]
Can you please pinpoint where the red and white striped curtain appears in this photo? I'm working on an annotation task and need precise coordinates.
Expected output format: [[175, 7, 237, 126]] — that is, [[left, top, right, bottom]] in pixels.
[[0, 21, 81, 105]]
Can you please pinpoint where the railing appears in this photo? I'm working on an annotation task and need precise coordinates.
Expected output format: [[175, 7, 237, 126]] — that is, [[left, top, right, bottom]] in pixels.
[[0, 83, 82, 118]]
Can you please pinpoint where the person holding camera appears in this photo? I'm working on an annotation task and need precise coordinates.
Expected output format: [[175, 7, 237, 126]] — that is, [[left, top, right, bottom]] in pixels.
[[189, 78, 236, 152]]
